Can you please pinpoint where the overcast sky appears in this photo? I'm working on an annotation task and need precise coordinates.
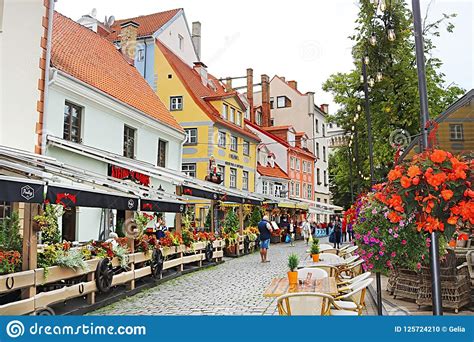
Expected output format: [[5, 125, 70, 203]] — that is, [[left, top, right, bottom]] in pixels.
[[56, 0, 473, 114]]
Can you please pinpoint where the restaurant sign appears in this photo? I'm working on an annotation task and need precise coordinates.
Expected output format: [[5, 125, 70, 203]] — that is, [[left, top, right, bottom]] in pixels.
[[108, 164, 150, 187]]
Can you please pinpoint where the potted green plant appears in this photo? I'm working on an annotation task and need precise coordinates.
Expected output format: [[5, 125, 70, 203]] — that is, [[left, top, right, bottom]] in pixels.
[[310, 242, 320, 262], [287, 253, 299, 285]]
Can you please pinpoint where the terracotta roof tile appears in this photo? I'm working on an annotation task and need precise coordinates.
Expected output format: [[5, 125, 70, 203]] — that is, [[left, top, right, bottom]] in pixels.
[[52, 12, 183, 132], [156, 40, 260, 141], [106, 9, 181, 41], [257, 163, 289, 179]]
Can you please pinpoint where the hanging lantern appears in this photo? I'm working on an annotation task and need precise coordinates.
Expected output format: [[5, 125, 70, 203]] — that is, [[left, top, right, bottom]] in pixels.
[[379, 0, 386, 11], [368, 77, 375, 87], [387, 24, 396, 41], [376, 71, 383, 82], [357, 104, 362, 112], [360, 74, 364, 83], [369, 32, 377, 46], [364, 55, 370, 65]]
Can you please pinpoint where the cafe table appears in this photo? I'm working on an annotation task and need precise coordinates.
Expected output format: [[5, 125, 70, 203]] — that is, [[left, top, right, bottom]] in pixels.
[[263, 277, 338, 298]]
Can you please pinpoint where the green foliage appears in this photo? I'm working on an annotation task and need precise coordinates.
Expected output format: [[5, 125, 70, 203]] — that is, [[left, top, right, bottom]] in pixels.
[[55, 249, 89, 272], [323, 1, 464, 209], [310, 243, 320, 255], [204, 210, 212, 229], [223, 209, 239, 234], [287, 253, 299, 272], [0, 211, 22, 252], [115, 218, 125, 238], [34, 205, 62, 245], [249, 207, 262, 227]]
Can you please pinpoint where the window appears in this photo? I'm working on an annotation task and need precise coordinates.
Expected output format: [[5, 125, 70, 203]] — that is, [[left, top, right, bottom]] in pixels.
[[243, 141, 250, 156], [230, 136, 238, 152], [307, 184, 312, 199], [182, 163, 196, 177], [0, 202, 11, 223], [218, 165, 225, 184], [277, 96, 291, 108], [256, 112, 262, 126], [317, 197, 321, 203], [157, 139, 167, 167], [137, 48, 145, 61], [308, 162, 312, 174], [302, 183, 307, 198], [242, 171, 249, 191], [296, 158, 300, 171], [230, 168, 237, 188], [270, 97, 274, 109], [316, 142, 320, 158], [222, 104, 228, 119], [274, 183, 283, 197], [170, 96, 183, 111], [322, 124, 326, 137], [324, 170, 328, 186], [236, 111, 242, 126], [323, 146, 327, 162], [230, 107, 235, 123], [123, 125, 136, 158], [269, 182, 274, 195], [290, 182, 295, 196], [295, 183, 300, 197], [63, 101, 82, 143], [450, 124, 464, 141], [262, 181, 268, 195], [317, 168, 321, 185], [315, 119, 319, 133], [290, 157, 295, 170], [184, 128, 197, 145], [178, 34, 184, 50], [218, 131, 226, 148]]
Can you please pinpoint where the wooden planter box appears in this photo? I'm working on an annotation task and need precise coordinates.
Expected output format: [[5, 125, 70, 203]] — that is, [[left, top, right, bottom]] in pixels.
[[0, 270, 35, 294], [224, 245, 238, 257], [35, 258, 100, 285]]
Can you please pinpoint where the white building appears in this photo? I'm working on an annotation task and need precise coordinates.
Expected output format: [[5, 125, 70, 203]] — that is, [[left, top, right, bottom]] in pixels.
[[255, 144, 289, 198], [40, 12, 185, 241]]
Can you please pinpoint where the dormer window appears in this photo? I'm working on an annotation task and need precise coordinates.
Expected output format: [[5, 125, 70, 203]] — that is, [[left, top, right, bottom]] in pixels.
[[256, 111, 263, 126], [178, 34, 184, 50], [277, 96, 291, 108], [230, 107, 235, 123]]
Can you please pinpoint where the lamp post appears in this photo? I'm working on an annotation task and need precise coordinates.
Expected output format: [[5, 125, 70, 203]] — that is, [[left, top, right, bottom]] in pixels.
[[411, 0, 442, 315], [361, 55, 382, 316]]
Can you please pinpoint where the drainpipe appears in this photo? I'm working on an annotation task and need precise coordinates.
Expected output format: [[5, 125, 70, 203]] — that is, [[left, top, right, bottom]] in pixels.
[[41, 0, 56, 154]]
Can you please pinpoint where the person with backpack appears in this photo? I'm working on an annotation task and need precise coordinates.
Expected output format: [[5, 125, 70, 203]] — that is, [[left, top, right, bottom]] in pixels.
[[333, 216, 342, 249], [258, 215, 273, 263], [302, 218, 311, 246]]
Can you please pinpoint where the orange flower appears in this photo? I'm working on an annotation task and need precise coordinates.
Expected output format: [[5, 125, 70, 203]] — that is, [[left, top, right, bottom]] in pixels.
[[441, 189, 453, 201], [388, 168, 402, 181], [464, 189, 474, 198], [426, 172, 447, 187], [407, 165, 422, 178], [447, 216, 458, 225], [412, 177, 420, 185], [430, 149, 447, 163], [400, 176, 411, 188], [388, 194, 404, 212], [387, 211, 402, 223]]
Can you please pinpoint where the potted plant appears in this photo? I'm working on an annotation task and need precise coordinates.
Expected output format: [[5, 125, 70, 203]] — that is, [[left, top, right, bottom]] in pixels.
[[287, 253, 299, 285], [310, 241, 320, 262]]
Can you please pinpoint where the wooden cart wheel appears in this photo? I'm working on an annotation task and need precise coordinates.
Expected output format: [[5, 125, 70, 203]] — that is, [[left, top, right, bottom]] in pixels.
[[35, 307, 55, 316], [243, 235, 250, 254], [95, 258, 113, 293], [205, 242, 214, 262], [150, 248, 164, 279]]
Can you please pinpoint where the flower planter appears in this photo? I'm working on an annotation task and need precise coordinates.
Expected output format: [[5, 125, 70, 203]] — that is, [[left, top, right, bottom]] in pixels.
[[270, 236, 280, 244], [224, 245, 238, 257], [311, 254, 320, 262], [456, 240, 467, 248], [35, 258, 99, 285], [287, 271, 298, 285]]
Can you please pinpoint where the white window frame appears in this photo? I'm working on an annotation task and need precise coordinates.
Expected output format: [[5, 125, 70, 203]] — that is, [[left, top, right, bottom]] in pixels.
[[218, 165, 225, 184], [256, 112, 262, 126], [182, 163, 197, 177], [236, 111, 242, 126], [295, 183, 300, 197], [178, 34, 184, 50], [230, 136, 238, 152], [230, 107, 235, 123], [290, 157, 295, 170], [222, 104, 228, 119], [218, 131, 226, 148], [277, 96, 286, 108], [230, 168, 237, 188], [307, 184, 312, 199], [262, 181, 268, 195], [450, 124, 464, 141], [184, 128, 197, 145], [296, 158, 300, 171], [242, 171, 249, 191], [170, 96, 183, 111], [243, 141, 250, 156]]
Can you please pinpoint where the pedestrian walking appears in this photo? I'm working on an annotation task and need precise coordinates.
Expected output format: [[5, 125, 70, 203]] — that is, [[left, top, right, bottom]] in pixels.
[[302, 218, 311, 245], [289, 219, 295, 247], [341, 217, 347, 243], [258, 215, 273, 263], [333, 216, 342, 249]]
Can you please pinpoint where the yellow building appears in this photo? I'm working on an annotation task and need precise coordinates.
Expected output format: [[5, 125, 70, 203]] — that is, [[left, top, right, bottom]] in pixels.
[[403, 89, 473, 160], [154, 41, 260, 224]]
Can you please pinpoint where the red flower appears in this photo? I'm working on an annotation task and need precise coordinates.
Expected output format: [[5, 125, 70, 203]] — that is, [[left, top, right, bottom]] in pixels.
[[430, 149, 447, 163], [388, 168, 403, 181], [387, 211, 402, 223], [441, 189, 454, 201], [407, 165, 422, 178], [400, 176, 411, 188]]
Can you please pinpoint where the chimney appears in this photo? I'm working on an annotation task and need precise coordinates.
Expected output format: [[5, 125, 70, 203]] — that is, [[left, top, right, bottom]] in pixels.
[[280, 76, 285, 82], [320, 104, 329, 114], [193, 61, 208, 86], [225, 77, 233, 92], [119, 20, 139, 62], [261, 74, 271, 127], [246, 68, 255, 123], [192, 21, 201, 61], [288, 80, 297, 90]]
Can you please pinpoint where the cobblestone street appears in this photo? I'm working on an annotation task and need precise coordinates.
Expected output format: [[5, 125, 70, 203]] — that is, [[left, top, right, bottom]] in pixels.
[[90, 240, 318, 315]]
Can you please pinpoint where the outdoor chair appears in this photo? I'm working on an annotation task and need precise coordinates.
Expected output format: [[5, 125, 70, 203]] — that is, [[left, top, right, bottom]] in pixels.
[[339, 245, 358, 257], [308, 265, 341, 280], [338, 245, 350, 252], [319, 243, 334, 251], [276, 292, 357, 316], [338, 259, 365, 279], [337, 272, 372, 287], [333, 278, 374, 315], [298, 268, 328, 281], [343, 255, 360, 264], [466, 250, 474, 287]]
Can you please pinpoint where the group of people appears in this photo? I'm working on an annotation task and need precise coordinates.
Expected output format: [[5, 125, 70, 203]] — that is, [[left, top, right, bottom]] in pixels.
[[257, 214, 355, 263]]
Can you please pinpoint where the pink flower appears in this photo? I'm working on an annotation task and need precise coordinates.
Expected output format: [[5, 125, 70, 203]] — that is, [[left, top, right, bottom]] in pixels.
[[391, 252, 396, 257], [401, 239, 407, 245], [379, 251, 384, 256], [393, 233, 399, 238], [421, 254, 425, 260], [416, 262, 421, 270], [388, 229, 393, 234]]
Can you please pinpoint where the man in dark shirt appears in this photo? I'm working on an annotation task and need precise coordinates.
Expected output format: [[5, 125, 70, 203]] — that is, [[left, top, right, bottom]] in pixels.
[[258, 215, 273, 263]]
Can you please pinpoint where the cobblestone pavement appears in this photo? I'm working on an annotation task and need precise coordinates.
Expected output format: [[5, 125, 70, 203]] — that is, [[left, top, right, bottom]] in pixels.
[[90, 239, 318, 316]]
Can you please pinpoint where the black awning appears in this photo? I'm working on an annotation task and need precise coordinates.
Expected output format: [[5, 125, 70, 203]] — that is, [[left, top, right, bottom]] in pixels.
[[0, 179, 44, 203], [182, 186, 220, 201], [46, 185, 138, 210], [141, 199, 185, 213]]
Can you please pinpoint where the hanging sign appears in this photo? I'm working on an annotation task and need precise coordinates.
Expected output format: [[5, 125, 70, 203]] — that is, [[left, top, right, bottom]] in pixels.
[[108, 164, 150, 187]]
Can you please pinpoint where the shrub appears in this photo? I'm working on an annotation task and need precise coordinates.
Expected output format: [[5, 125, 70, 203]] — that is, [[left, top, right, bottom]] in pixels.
[[287, 253, 299, 272], [0, 211, 22, 252]]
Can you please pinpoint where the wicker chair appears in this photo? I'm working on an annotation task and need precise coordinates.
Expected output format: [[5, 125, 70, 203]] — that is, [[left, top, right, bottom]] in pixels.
[[386, 268, 398, 295], [277, 292, 357, 316], [393, 268, 420, 301], [466, 250, 474, 288]]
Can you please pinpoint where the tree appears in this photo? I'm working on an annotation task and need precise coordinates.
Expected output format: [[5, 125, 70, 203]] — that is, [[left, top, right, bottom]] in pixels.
[[0, 211, 22, 252], [324, 0, 464, 209], [249, 207, 263, 227]]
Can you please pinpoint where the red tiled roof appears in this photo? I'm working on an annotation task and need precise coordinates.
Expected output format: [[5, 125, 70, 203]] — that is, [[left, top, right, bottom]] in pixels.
[[51, 12, 183, 132], [106, 9, 181, 41], [257, 162, 289, 179], [156, 40, 260, 141]]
